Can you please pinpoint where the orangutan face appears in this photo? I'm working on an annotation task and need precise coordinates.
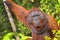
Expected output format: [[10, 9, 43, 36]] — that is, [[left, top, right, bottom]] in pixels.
[[27, 11, 45, 31]]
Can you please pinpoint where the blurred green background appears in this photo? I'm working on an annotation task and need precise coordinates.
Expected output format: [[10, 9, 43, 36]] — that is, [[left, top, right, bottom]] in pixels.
[[0, 0, 60, 40]]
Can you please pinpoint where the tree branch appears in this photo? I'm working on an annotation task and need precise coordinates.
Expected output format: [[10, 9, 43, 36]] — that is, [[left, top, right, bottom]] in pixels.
[[3, 0, 20, 40]]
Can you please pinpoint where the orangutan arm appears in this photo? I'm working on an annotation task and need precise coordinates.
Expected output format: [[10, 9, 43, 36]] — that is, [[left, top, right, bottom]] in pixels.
[[47, 14, 59, 31], [5, 0, 30, 26]]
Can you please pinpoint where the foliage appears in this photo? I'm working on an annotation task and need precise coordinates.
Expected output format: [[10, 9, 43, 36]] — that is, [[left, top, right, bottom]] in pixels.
[[44, 36, 51, 40], [44, 30, 60, 40], [3, 32, 14, 40], [0, 0, 12, 40], [0, 0, 60, 40], [3, 32, 31, 40]]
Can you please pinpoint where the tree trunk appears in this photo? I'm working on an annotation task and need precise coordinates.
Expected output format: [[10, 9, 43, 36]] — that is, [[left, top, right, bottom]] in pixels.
[[3, 0, 20, 40]]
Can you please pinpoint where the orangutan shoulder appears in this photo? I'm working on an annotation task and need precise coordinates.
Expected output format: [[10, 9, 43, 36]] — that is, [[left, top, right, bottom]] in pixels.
[[47, 14, 59, 30]]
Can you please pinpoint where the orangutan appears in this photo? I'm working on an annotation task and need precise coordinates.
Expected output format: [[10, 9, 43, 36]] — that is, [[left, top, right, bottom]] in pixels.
[[4, 0, 60, 40]]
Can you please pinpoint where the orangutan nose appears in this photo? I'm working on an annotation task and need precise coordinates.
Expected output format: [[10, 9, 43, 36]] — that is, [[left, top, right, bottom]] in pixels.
[[33, 17, 40, 27]]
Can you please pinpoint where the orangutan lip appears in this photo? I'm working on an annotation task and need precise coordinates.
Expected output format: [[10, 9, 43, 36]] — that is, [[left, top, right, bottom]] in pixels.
[[36, 26, 40, 28]]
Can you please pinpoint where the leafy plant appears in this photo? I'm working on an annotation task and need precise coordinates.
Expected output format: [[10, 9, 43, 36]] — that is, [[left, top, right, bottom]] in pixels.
[[3, 32, 31, 40]]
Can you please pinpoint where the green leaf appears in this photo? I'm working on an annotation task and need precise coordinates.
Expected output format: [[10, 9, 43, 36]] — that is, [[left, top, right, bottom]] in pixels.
[[58, 20, 60, 25], [56, 30, 60, 35], [52, 30, 56, 34], [44, 36, 51, 40], [53, 38, 58, 40], [58, 0, 60, 4], [2, 32, 14, 40]]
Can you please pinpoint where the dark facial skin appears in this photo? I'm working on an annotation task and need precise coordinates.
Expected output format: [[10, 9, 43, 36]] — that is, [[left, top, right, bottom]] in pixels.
[[27, 11, 45, 31]]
